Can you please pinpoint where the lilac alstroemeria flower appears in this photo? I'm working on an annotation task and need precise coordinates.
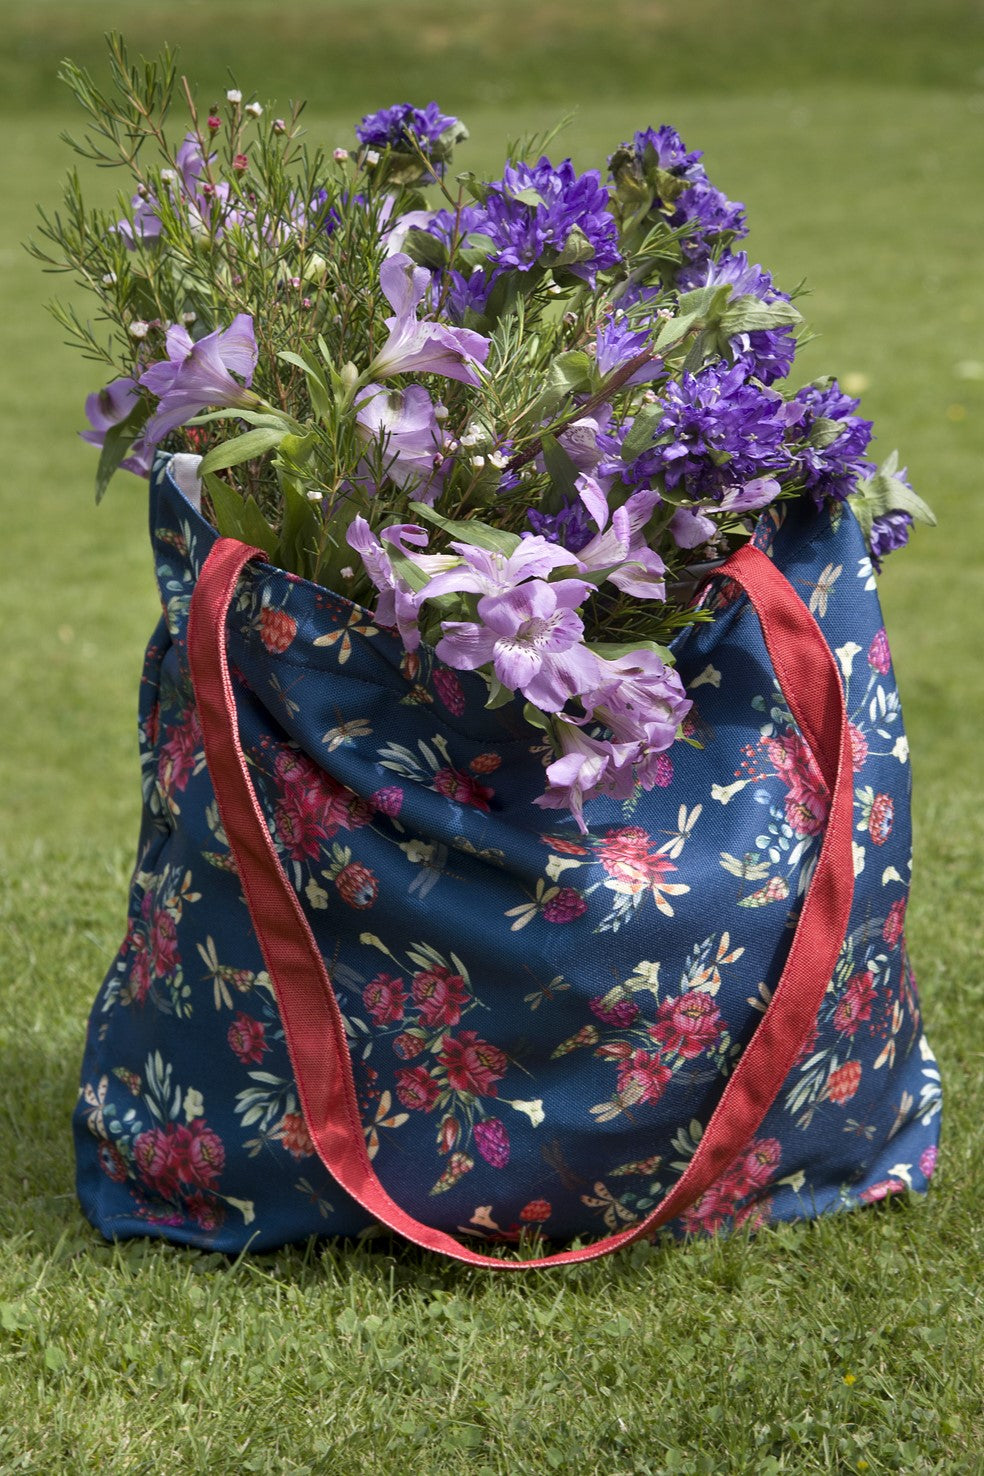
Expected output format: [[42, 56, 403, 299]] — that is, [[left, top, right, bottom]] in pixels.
[[346, 516, 425, 650], [668, 475, 782, 549], [80, 376, 154, 477], [534, 721, 638, 832], [573, 478, 667, 600], [355, 382, 447, 504], [436, 578, 598, 712], [369, 255, 490, 386], [422, 536, 579, 604], [139, 315, 259, 444], [586, 649, 692, 748]]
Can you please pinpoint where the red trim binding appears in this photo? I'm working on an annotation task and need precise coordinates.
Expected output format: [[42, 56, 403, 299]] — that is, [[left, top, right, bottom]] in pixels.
[[188, 538, 854, 1269]]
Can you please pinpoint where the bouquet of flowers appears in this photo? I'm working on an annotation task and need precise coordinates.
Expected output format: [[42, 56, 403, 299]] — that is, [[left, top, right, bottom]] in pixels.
[[34, 37, 933, 828]]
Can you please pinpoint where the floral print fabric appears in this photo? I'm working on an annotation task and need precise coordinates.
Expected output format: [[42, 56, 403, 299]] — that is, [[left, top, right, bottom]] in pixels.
[[74, 459, 941, 1252]]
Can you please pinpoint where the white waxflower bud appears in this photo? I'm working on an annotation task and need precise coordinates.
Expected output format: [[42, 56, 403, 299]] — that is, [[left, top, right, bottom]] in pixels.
[[226, 89, 243, 104], [333, 148, 350, 163], [364, 149, 380, 166], [245, 101, 263, 118], [306, 489, 324, 502], [102, 272, 118, 286], [128, 320, 150, 339], [470, 455, 486, 470]]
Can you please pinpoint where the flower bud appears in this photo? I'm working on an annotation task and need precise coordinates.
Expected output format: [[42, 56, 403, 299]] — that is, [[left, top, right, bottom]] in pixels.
[[233, 153, 249, 173], [333, 148, 350, 163], [273, 118, 287, 134], [128, 320, 150, 339], [207, 114, 221, 132], [245, 101, 263, 118], [226, 89, 242, 104]]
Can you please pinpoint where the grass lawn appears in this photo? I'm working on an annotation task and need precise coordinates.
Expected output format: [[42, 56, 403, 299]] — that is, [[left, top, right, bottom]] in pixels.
[[1, 3, 982, 1471]]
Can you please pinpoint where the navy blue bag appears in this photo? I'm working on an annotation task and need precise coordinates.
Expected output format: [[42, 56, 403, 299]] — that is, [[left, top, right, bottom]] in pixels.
[[74, 455, 941, 1262]]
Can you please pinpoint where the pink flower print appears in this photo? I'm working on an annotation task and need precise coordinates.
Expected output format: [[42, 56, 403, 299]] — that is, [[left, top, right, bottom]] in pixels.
[[133, 1127, 177, 1193], [589, 994, 640, 1028], [833, 970, 877, 1036], [848, 723, 869, 771], [370, 785, 404, 817], [725, 1137, 782, 1197], [166, 1121, 225, 1188], [393, 1030, 427, 1060], [185, 1193, 225, 1233], [128, 930, 153, 1004], [859, 1176, 906, 1205], [275, 787, 329, 861], [679, 1181, 737, 1235], [321, 778, 374, 836], [276, 1112, 314, 1159], [412, 966, 469, 1028], [395, 1065, 441, 1111], [437, 1115, 460, 1153], [651, 991, 722, 1060], [519, 1199, 552, 1223], [882, 898, 907, 948], [258, 606, 297, 653], [432, 667, 466, 716], [438, 1031, 508, 1097], [98, 1141, 129, 1182], [150, 905, 180, 979], [158, 707, 203, 796], [762, 731, 830, 836], [826, 1059, 862, 1104], [433, 765, 494, 811], [868, 628, 891, 675], [868, 793, 894, 846], [919, 1145, 938, 1178], [597, 826, 661, 890], [649, 752, 674, 787], [615, 1049, 672, 1107], [542, 887, 587, 924], [227, 1012, 268, 1064], [473, 1117, 511, 1168], [363, 972, 407, 1027]]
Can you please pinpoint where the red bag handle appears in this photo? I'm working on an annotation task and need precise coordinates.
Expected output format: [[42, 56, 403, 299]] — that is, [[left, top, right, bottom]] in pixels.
[[188, 539, 854, 1268]]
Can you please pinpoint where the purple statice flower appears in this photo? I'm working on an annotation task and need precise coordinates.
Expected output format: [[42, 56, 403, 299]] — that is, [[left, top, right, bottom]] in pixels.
[[594, 316, 661, 384], [80, 377, 153, 477], [484, 158, 621, 284], [870, 510, 914, 570], [637, 362, 787, 503], [139, 315, 259, 444], [613, 125, 747, 266], [354, 382, 447, 504], [435, 578, 598, 713], [423, 159, 620, 313], [674, 178, 747, 259], [787, 380, 874, 506], [369, 254, 489, 385], [677, 251, 796, 383], [526, 500, 594, 554], [356, 103, 459, 154], [631, 125, 704, 175], [534, 721, 638, 832]]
